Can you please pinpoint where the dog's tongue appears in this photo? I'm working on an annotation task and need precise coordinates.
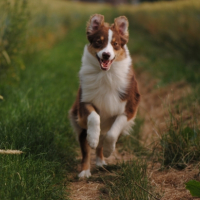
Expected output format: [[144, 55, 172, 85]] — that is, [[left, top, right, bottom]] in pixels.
[[101, 60, 110, 69]]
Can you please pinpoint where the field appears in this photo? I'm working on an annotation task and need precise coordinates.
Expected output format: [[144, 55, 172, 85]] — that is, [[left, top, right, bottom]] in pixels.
[[0, 0, 200, 199]]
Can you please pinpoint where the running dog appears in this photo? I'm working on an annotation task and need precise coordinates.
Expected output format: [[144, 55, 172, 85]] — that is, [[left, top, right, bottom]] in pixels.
[[69, 14, 140, 178]]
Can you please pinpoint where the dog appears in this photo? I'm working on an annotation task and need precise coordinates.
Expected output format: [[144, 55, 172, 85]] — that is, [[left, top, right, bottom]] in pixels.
[[69, 14, 140, 178]]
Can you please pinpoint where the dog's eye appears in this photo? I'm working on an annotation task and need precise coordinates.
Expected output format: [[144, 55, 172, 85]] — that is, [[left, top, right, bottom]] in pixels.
[[114, 42, 118, 46]]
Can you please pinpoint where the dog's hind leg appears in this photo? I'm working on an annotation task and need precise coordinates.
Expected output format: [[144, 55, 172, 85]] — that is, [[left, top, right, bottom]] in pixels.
[[78, 129, 91, 178], [103, 115, 128, 158]]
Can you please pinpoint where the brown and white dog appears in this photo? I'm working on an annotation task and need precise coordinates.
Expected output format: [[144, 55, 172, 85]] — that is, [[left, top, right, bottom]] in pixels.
[[69, 14, 140, 178]]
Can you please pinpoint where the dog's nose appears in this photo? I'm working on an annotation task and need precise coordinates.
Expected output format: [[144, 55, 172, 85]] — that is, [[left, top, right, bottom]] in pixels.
[[102, 52, 111, 60]]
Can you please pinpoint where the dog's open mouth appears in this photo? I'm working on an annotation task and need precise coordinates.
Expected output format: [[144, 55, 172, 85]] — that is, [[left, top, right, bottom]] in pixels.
[[96, 55, 115, 71]]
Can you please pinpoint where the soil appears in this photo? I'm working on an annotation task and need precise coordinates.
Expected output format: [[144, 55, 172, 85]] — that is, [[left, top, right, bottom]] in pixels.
[[69, 149, 127, 200], [69, 65, 200, 200]]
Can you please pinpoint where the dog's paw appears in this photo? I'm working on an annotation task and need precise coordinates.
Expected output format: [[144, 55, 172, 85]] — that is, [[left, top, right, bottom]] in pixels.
[[103, 142, 115, 158], [87, 133, 100, 149], [87, 112, 100, 149], [103, 133, 116, 158], [96, 156, 107, 167], [78, 169, 91, 178]]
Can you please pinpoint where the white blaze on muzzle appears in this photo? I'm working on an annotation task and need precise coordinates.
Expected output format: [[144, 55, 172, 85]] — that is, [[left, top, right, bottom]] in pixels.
[[97, 29, 115, 71]]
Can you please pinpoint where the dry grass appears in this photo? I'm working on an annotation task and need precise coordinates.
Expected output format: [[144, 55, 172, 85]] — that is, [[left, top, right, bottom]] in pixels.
[[149, 163, 200, 200], [0, 150, 23, 154], [135, 64, 200, 199]]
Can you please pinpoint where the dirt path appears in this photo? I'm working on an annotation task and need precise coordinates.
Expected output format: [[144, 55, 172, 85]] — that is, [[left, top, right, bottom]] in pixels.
[[69, 149, 133, 200], [69, 66, 199, 200], [69, 149, 106, 200]]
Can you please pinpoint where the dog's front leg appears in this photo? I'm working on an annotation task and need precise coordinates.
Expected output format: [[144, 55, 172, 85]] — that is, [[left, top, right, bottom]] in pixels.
[[78, 103, 100, 149], [103, 115, 127, 157], [78, 103, 100, 178], [87, 111, 101, 149]]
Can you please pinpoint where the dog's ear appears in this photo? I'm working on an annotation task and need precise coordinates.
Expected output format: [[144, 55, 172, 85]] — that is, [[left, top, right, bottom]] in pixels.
[[114, 16, 129, 46], [87, 14, 104, 35]]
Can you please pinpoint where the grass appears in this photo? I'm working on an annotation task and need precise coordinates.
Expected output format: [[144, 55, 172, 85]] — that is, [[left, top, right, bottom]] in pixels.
[[0, 21, 89, 199], [1, 0, 200, 199], [156, 106, 200, 169], [0, 155, 67, 199], [161, 124, 200, 169], [127, 28, 200, 87], [0, 1, 116, 199], [100, 160, 159, 200]]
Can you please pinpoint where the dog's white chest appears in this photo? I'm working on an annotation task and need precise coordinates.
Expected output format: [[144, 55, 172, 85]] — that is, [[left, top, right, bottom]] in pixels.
[[91, 83, 126, 117], [81, 71, 126, 117], [80, 45, 131, 117]]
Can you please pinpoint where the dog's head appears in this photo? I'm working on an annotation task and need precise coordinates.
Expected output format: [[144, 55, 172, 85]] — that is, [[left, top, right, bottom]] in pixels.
[[86, 14, 129, 71]]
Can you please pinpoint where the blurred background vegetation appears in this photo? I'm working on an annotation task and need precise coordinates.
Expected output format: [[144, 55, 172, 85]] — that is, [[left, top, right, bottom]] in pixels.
[[1, 0, 200, 82], [0, 0, 200, 199]]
